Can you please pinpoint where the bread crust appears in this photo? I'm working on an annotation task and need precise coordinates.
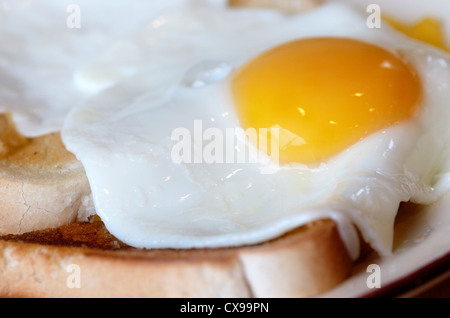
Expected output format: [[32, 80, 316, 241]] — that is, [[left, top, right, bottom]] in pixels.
[[0, 219, 352, 298]]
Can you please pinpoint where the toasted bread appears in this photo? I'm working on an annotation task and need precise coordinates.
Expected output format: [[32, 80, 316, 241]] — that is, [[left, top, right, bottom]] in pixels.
[[0, 219, 352, 298], [0, 114, 92, 235], [0, 115, 355, 297], [0, 0, 358, 298]]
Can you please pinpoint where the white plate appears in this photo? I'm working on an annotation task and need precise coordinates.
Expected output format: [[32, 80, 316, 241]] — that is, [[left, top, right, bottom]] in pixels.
[[319, 0, 450, 298], [321, 194, 450, 297]]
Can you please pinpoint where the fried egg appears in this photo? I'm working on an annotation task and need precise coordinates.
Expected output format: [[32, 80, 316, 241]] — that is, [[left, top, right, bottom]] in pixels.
[[59, 1, 450, 259], [2, 0, 450, 259]]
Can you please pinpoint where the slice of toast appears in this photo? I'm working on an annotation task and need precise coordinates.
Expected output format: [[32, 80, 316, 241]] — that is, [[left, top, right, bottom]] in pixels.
[[0, 113, 355, 297], [0, 0, 356, 298], [0, 218, 352, 298]]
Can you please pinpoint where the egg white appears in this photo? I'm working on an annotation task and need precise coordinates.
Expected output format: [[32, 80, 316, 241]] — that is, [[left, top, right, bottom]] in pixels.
[[0, 0, 188, 136]]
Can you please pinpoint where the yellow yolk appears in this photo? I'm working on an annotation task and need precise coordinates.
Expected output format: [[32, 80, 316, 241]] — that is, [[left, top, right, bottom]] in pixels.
[[384, 16, 449, 52], [232, 37, 423, 165]]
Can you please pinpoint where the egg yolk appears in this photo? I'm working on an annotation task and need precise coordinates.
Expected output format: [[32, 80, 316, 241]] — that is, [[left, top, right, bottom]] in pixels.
[[232, 37, 422, 165], [384, 15, 449, 52]]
